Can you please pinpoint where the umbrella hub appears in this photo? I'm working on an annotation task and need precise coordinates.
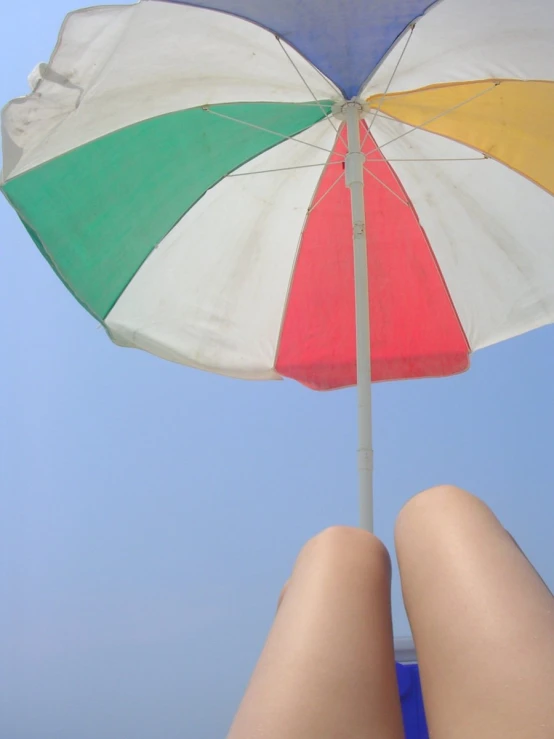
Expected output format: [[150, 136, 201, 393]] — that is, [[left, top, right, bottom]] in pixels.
[[331, 99, 365, 121]]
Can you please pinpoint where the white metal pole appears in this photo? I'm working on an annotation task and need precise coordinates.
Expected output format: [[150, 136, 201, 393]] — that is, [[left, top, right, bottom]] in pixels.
[[344, 101, 374, 532]]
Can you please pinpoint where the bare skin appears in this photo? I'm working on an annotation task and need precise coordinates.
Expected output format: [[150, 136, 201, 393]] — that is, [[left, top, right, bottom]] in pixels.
[[395, 485, 554, 739], [227, 486, 554, 739]]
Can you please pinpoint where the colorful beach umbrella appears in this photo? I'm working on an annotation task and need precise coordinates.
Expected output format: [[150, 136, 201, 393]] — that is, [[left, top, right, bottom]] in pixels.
[[2, 0, 554, 531]]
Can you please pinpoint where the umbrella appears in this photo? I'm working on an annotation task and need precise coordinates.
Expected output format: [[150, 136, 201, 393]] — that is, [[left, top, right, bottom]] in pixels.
[[2, 0, 554, 532]]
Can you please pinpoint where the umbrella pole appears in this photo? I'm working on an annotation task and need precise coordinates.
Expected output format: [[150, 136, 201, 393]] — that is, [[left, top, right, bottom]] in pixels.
[[344, 101, 374, 532]]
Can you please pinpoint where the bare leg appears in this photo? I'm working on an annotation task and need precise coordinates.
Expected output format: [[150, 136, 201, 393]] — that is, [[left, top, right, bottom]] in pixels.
[[395, 485, 554, 739], [227, 526, 404, 739]]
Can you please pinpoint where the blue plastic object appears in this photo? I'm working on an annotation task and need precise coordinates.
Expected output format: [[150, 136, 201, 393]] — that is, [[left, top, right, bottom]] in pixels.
[[396, 662, 428, 739]]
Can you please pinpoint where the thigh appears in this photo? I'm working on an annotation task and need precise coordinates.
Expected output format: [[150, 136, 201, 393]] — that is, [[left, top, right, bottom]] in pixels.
[[228, 526, 404, 739], [395, 485, 554, 739]]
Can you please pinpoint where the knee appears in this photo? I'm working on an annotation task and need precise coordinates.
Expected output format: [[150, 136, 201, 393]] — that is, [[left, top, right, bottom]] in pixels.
[[297, 525, 391, 575], [305, 525, 388, 557], [278, 527, 391, 613], [395, 484, 489, 546]]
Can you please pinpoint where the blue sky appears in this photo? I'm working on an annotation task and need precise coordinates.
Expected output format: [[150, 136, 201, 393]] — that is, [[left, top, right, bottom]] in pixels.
[[1, 3, 553, 737]]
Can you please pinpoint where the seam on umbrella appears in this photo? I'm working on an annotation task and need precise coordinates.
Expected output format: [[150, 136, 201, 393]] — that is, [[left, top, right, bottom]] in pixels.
[[369, 81, 554, 200], [362, 23, 416, 149], [159, 0, 344, 98], [365, 77, 548, 101], [203, 105, 335, 153], [371, 108, 554, 331], [361, 119, 471, 355], [275, 36, 339, 134], [273, 123, 343, 376], [104, 109, 330, 323], [4, 102, 328, 181], [357, 0, 445, 96], [364, 82, 499, 159]]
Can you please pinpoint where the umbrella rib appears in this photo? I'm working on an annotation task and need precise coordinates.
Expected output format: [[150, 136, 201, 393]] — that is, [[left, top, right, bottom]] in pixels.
[[365, 82, 500, 157], [202, 106, 333, 153], [227, 161, 345, 177], [275, 36, 339, 134], [363, 165, 410, 206], [307, 169, 345, 212], [362, 24, 415, 146]]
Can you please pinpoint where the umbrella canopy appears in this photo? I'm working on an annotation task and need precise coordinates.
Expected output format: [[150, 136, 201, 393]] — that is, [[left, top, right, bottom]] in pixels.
[[2, 0, 554, 529]]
